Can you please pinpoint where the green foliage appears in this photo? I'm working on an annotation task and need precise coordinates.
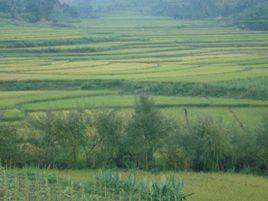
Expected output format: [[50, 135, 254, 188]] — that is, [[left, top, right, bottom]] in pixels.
[[156, 121, 189, 171], [96, 170, 192, 201], [229, 128, 258, 172], [0, 168, 193, 201], [0, 168, 91, 200], [234, 2, 268, 30], [1, 0, 267, 28], [88, 110, 126, 168], [256, 115, 268, 173], [152, 0, 268, 30], [0, 123, 19, 166], [1, 78, 268, 100], [126, 96, 168, 169], [0, 110, 3, 121], [27, 110, 91, 168], [183, 116, 229, 171], [66, 0, 94, 18], [0, 96, 267, 174], [0, 0, 75, 22], [76, 0, 268, 30]]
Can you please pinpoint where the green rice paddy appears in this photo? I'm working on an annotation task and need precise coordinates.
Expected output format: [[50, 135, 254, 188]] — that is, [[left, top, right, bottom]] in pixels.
[[0, 15, 268, 127]]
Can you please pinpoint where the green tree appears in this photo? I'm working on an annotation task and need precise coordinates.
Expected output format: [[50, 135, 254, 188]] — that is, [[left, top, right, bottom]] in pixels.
[[229, 128, 258, 172], [126, 96, 166, 169], [0, 123, 19, 166], [88, 110, 126, 168], [55, 110, 91, 168], [184, 116, 229, 171], [25, 0, 59, 22], [27, 111, 62, 167], [0, 0, 72, 22], [27, 110, 91, 168], [256, 115, 268, 173]]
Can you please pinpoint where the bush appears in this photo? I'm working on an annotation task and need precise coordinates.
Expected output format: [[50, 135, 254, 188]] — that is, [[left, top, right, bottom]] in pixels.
[[155, 118, 189, 171], [0, 96, 267, 174], [256, 115, 268, 173], [228, 128, 258, 172], [126, 96, 168, 169], [0, 123, 19, 166], [27, 110, 91, 168], [183, 116, 230, 171], [87, 110, 126, 168]]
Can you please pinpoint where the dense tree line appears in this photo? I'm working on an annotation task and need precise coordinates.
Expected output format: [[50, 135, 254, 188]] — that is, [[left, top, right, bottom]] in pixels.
[[150, 0, 262, 18], [0, 96, 267, 175], [150, 0, 268, 30], [0, 0, 76, 22], [0, 0, 267, 29], [0, 0, 95, 21], [63, 0, 95, 18], [234, 1, 268, 30], [72, 0, 268, 30]]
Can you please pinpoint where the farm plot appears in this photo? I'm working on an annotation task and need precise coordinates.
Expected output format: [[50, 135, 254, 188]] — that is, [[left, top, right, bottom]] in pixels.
[[0, 14, 267, 125], [0, 90, 267, 128], [41, 169, 268, 201], [19, 95, 268, 111], [1, 168, 268, 201]]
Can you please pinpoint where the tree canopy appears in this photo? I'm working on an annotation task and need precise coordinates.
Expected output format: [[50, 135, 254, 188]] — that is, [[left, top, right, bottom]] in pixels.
[[0, 0, 267, 28], [0, 0, 76, 22]]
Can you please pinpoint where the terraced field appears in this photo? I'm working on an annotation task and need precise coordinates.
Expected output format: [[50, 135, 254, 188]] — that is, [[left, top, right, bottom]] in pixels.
[[0, 15, 268, 126]]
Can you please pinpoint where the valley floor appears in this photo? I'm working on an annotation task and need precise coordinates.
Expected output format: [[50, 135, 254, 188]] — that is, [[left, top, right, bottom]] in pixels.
[[0, 14, 267, 128]]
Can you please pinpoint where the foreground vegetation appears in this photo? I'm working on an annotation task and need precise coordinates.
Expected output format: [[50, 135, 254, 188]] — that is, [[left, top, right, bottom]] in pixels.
[[1, 168, 268, 201], [0, 168, 191, 201], [1, 96, 267, 175]]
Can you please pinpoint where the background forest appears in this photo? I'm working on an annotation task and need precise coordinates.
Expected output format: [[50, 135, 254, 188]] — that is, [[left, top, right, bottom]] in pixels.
[[0, 0, 268, 29]]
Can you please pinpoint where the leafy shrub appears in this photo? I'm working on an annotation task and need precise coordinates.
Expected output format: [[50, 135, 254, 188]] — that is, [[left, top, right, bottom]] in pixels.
[[228, 128, 258, 172], [256, 115, 268, 173], [87, 110, 126, 168], [96, 170, 192, 201], [183, 116, 230, 171], [155, 148, 190, 171], [126, 96, 168, 169], [0, 96, 267, 174], [27, 110, 92, 168], [0, 123, 19, 167]]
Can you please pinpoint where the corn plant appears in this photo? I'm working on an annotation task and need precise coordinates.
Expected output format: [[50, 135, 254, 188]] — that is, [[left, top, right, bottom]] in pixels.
[[0, 168, 91, 201], [0, 168, 193, 201], [140, 175, 193, 201], [96, 170, 193, 201]]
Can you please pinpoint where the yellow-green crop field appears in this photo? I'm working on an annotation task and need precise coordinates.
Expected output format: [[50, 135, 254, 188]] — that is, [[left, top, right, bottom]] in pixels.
[[11, 168, 268, 201], [0, 15, 268, 127]]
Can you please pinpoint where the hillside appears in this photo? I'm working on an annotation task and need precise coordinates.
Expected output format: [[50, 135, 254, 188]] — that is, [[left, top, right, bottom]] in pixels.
[[0, 14, 267, 174], [0, 2, 267, 200], [0, 15, 267, 124]]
